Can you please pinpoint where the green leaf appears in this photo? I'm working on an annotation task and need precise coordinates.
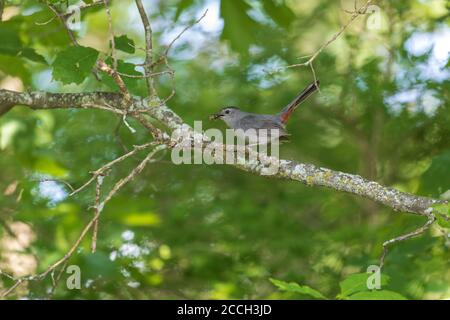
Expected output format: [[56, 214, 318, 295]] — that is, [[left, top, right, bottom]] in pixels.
[[19, 48, 47, 64], [262, 0, 296, 29], [21, 10, 71, 47], [433, 203, 450, 228], [0, 54, 31, 84], [52, 46, 99, 84], [220, 0, 260, 55], [175, 0, 195, 20], [113, 35, 135, 54], [349, 290, 407, 300], [81, 252, 120, 278], [420, 150, 450, 197], [339, 273, 390, 297], [269, 278, 327, 299], [0, 21, 46, 64], [33, 157, 69, 178], [0, 23, 22, 55]]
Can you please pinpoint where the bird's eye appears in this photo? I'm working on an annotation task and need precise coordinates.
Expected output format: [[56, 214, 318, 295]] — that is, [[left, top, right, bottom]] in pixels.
[[224, 110, 230, 114]]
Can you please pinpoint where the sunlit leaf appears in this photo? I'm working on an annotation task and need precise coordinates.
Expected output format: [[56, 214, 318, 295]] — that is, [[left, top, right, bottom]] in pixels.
[[339, 273, 390, 297], [121, 212, 161, 227], [33, 158, 69, 178], [433, 203, 450, 228]]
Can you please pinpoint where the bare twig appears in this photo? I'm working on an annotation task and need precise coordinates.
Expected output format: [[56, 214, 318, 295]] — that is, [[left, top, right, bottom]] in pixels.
[[46, 260, 68, 299], [379, 213, 436, 269], [117, 70, 174, 79], [47, 3, 79, 46], [285, 0, 373, 69], [31, 178, 75, 192], [164, 9, 208, 56], [97, 60, 132, 107], [91, 175, 104, 253], [81, 102, 126, 115], [162, 56, 176, 103], [0, 145, 166, 298], [133, 113, 165, 140], [134, 0, 156, 96], [100, 144, 166, 206], [102, 0, 118, 71], [70, 141, 157, 196], [35, 16, 57, 26]]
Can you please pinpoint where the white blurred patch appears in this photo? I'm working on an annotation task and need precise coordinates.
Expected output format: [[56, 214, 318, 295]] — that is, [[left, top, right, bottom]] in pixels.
[[385, 88, 442, 116], [119, 243, 142, 258], [36, 180, 68, 205], [247, 56, 289, 88], [109, 250, 118, 261], [121, 230, 135, 242], [127, 281, 141, 288], [404, 26, 450, 82]]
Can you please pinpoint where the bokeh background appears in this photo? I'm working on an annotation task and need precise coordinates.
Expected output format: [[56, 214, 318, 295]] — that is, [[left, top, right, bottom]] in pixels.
[[0, 0, 449, 299]]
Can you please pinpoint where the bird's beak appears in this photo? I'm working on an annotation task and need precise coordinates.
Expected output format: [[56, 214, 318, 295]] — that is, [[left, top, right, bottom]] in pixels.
[[209, 112, 222, 120]]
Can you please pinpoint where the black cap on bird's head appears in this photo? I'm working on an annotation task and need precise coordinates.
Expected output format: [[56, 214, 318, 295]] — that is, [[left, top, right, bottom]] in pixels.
[[209, 106, 240, 120]]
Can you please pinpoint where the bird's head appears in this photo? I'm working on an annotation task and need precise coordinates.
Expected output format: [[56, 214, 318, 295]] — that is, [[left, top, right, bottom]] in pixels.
[[209, 106, 241, 121]]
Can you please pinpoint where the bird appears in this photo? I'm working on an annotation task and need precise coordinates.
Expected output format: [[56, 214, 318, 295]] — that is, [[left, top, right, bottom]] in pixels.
[[209, 80, 319, 144]]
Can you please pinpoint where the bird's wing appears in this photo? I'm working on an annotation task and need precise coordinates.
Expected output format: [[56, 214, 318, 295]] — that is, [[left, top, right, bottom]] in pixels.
[[237, 115, 288, 135]]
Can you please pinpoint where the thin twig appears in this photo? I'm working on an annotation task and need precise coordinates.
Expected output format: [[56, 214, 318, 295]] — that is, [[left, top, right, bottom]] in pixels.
[[47, 3, 79, 46], [70, 141, 157, 196], [285, 0, 373, 69], [91, 175, 104, 253], [135, 0, 156, 96], [97, 60, 132, 107], [46, 260, 68, 299], [379, 213, 436, 268], [35, 16, 56, 26], [162, 56, 176, 103], [31, 178, 75, 192], [164, 9, 208, 56], [100, 144, 166, 206], [81, 102, 126, 115], [117, 70, 174, 78], [103, 0, 118, 71], [0, 145, 166, 298]]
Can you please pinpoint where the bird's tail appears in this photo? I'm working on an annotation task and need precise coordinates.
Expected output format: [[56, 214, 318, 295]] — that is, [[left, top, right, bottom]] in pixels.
[[278, 80, 320, 124]]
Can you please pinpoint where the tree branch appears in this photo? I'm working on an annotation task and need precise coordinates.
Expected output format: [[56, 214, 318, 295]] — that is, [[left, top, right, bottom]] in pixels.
[[0, 88, 445, 218], [0, 89, 122, 111]]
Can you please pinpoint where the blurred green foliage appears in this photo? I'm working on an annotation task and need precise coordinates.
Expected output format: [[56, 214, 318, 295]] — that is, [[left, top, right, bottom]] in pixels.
[[0, 0, 449, 299]]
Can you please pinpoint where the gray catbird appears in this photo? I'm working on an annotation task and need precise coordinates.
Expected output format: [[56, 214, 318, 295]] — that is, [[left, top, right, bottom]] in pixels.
[[210, 80, 320, 143]]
